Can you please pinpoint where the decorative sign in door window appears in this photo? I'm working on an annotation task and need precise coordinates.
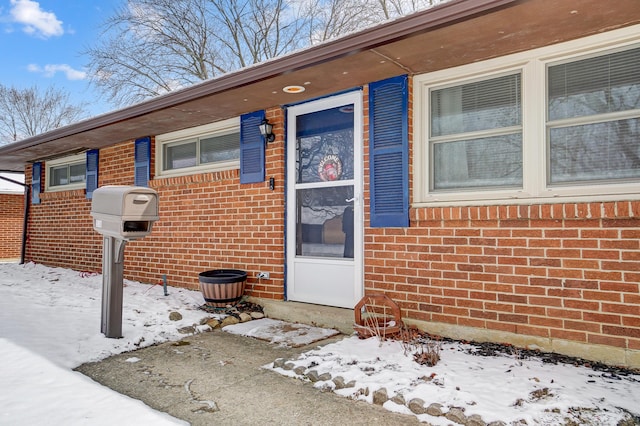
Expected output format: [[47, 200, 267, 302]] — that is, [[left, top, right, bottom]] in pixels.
[[318, 154, 343, 181]]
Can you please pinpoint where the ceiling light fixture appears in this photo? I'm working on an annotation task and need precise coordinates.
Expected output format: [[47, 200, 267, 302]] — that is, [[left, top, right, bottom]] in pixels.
[[283, 85, 305, 94]]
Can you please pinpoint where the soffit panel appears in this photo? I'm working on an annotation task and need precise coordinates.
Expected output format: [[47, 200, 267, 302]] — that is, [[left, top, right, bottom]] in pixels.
[[374, 0, 640, 75]]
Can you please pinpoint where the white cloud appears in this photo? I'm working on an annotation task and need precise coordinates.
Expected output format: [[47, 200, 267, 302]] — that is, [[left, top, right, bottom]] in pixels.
[[156, 79, 184, 95], [10, 0, 63, 38], [27, 63, 86, 80]]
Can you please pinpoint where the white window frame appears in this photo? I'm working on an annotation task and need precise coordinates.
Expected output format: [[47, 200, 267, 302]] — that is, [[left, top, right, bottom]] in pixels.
[[155, 117, 240, 178], [45, 153, 86, 192], [428, 70, 524, 193], [414, 24, 640, 207]]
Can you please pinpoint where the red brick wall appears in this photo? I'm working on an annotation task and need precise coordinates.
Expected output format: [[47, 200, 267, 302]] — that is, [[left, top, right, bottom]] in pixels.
[[364, 203, 640, 353], [25, 111, 285, 299], [362, 80, 640, 357], [136, 110, 285, 297], [26, 187, 102, 271], [0, 193, 24, 259]]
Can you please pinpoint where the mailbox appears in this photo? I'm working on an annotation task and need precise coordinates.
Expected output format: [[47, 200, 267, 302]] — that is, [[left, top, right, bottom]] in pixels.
[[90, 185, 159, 338], [91, 186, 159, 240]]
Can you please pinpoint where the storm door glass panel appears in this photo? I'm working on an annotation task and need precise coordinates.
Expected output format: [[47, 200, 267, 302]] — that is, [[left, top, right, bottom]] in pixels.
[[296, 106, 354, 184], [295, 105, 355, 259], [164, 140, 197, 170], [296, 186, 354, 258]]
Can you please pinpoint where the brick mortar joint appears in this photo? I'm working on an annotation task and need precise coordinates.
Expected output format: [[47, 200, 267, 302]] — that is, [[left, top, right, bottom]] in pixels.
[[150, 170, 240, 189], [410, 201, 640, 222]]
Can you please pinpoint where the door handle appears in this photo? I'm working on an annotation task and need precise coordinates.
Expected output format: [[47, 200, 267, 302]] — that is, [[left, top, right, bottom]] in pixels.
[[345, 197, 355, 203]]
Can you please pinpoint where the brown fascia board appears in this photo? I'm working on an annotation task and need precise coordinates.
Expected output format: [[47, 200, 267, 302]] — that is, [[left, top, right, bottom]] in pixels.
[[0, 0, 517, 158]]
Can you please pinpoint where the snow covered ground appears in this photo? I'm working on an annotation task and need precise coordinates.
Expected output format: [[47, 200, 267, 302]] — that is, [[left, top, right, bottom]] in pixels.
[[264, 337, 640, 425], [1, 261, 639, 425], [0, 262, 210, 425]]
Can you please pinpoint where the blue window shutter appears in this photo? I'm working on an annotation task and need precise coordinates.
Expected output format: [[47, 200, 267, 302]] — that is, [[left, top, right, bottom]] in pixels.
[[85, 149, 99, 199], [240, 110, 266, 184], [369, 75, 409, 228], [31, 162, 41, 205], [134, 137, 151, 187]]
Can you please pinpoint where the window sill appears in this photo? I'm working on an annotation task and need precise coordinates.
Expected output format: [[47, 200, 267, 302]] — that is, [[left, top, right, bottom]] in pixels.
[[156, 162, 240, 180], [45, 183, 86, 193], [151, 168, 240, 188], [413, 190, 640, 209], [40, 188, 86, 201]]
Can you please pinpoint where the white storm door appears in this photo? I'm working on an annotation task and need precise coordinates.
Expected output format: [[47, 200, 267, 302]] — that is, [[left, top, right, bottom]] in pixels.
[[286, 91, 363, 309]]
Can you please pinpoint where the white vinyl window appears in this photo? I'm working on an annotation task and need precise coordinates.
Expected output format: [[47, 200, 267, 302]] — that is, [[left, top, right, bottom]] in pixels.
[[156, 118, 240, 177], [547, 47, 640, 185], [430, 73, 522, 191], [414, 25, 640, 206], [45, 153, 86, 192]]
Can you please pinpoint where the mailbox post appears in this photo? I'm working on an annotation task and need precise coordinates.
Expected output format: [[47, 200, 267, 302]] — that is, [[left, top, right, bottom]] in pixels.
[[91, 186, 159, 338]]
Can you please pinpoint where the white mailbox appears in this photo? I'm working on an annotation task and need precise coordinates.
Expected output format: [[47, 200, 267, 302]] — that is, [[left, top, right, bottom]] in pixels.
[[90, 185, 159, 338], [91, 186, 159, 240]]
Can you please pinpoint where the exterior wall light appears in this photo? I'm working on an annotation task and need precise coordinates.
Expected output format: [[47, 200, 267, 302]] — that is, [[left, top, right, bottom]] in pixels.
[[258, 118, 275, 143]]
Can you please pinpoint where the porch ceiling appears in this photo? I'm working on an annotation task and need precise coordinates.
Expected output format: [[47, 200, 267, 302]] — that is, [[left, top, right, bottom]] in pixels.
[[1, 0, 639, 172]]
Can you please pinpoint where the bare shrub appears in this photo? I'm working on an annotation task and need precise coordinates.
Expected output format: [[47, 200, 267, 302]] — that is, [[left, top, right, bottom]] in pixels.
[[398, 325, 442, 366]]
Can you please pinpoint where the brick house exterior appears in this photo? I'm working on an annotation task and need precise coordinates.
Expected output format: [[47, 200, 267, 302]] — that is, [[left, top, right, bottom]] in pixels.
[[0, 173, 24, 260], [3, 0, 640, 367], [24, 137, 286, 298]]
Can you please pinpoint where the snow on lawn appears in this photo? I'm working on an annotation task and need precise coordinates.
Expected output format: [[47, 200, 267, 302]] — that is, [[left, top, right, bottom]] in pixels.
[[1, 339, 185, 425], [0, 262, 211, 425], [266, 336, 640, 425]]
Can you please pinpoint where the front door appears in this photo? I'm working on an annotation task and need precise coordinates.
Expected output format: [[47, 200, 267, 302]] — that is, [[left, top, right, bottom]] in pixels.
[[286, 91, 363, 308]]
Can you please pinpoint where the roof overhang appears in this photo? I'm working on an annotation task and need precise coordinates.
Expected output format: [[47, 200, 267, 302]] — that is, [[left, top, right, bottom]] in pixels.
[[1, 0, 639, 172]]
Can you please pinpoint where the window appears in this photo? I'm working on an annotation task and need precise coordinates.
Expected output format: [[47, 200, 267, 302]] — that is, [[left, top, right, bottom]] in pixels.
[[157, 118, 240, 177], [430, 73, 522, 191], [414, 26, 640, 205], [547, 47, 640, 185], [45, 153, 86, 191]]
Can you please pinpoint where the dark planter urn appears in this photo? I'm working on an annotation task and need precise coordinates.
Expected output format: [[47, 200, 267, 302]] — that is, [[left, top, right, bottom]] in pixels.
[[198, 269, 247, 307]]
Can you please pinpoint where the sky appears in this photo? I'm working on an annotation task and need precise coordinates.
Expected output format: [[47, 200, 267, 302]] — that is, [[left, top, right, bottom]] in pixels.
[[1, 261, 639, 425], [0, 0, 122, 118], [0, 171, 24, 192]]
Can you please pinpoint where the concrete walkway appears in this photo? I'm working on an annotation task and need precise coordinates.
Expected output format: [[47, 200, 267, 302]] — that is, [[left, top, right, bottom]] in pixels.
[[76, 330, 422, 425]]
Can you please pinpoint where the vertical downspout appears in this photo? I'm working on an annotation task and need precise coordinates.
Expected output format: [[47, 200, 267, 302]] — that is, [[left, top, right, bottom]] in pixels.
[[20, 185, 30, 264]]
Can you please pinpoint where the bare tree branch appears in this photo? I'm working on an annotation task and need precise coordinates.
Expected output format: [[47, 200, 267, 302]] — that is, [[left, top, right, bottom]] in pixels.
[[0, 85, 87, 145], [84, 0, 224, 107], [84, 0, 448, 108]]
